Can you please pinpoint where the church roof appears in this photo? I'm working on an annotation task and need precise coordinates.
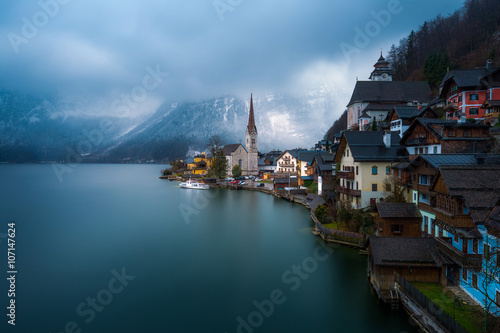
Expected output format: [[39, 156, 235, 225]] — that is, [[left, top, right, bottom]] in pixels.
[[347, 81, 432, 106], [223, 144, 244, 156], [247, 93, 257, 134]]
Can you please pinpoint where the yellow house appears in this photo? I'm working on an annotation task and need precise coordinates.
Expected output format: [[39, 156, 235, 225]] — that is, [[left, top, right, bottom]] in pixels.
[[334, 131, 408, 209], [187, 152, 212, 175]]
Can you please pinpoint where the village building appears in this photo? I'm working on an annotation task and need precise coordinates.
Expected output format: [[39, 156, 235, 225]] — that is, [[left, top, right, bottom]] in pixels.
[[429, 165, 500, 307], [387, 105, 437, 137], [376, 202, 422, 237], [186, 152, 212, 175], [307, 154, 336, 196], [275, 150, 300, 175], [439, 59, 500, 120], [368, 237, 443, 302], [334, 131, 408, 209], [223, 93, 259, 176], [346, 53, 432, 130], [400, 118, 492, 160], [258, 150, 282, 176]]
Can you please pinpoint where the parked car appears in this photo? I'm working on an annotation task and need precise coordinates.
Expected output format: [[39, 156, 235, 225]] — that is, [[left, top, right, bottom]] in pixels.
[[239, 181, 247, 185], [257, 183, 264, 187]]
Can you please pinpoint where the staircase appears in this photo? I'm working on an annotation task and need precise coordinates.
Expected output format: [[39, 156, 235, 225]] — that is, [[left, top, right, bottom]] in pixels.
[[390, 289, 400, 310]]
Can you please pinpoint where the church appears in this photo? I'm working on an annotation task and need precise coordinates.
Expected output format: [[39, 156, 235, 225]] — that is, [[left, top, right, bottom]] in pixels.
[[223, 93, 259, 176]]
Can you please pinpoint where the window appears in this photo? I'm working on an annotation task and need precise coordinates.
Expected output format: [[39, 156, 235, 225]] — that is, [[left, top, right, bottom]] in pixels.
[[346, 149, 349, 157], [451, 85, 458, 92], [472, 274, 478, 289], [433, 146, 438, 154], [356, 166, 358, 175], [238, 159, 243, 168], [424, 147, 428, 154], [386, 166, 391, 175], [372, 166, 378, 175], [458, 95, 462, 102], [372, 184, 378, 191], [469, 108, 479, 115], [423, 216, 428, 233], [463, 205, 468, 214], [391, 224, 402, 234], [448, 129, 455, 137], [413, 192, 417, 202], [470, 93, 479, 101], [473, 239, 478, 254], [398, 169, 402, 178], [419, 174, 429, 185], [463, 267, 468, 282], [486, 91, 491, 100]]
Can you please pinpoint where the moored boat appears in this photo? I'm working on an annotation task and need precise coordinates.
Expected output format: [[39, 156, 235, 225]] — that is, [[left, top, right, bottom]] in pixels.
[[179, 179, 210, 190]]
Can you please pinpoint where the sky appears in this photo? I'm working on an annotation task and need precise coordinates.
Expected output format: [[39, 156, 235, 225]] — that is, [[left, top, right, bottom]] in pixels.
[[0, 0, 465, 118]]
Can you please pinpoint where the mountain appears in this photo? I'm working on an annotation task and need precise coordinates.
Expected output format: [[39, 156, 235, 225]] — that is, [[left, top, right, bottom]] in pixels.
[[0, 90, 141, 162], [0, 87, 342, 163], [98, 88, 340, 161]]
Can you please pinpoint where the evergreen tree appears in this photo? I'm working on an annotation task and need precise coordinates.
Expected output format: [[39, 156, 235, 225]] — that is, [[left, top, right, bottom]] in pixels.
[[231, 164, 242, 179]]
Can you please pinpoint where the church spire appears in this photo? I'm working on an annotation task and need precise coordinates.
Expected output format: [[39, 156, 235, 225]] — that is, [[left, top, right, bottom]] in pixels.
[[247, 92, 257, 134]]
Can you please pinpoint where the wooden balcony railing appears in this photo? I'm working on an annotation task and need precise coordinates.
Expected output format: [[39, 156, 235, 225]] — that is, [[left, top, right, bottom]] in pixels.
[[407, 137, 428, 145], [435, 210, 475, 229], [435, 237, 482, 270], [337, 186, 361, 197], [338, 170, 354, 180]]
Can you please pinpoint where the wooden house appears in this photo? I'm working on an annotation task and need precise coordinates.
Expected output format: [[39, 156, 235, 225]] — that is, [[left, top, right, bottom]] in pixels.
[[368, 237, 442, 302], [376, 202, 422, 237], [387, 105, 437, 137], [401, 118, 492, 160]]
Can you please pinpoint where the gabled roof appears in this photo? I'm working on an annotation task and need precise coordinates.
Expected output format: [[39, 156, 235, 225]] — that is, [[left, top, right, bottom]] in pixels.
[[432, 165, 500, 223], [223, 143, 244, 156], [377, 202, 422, 219], [277, 149, 300, 161], [335, 131, 408, 162], [481, 99, 500, 108], [298, 150, 328, 164], [347, 81, 432, 106], [407, 154, 500, 170], [369, 237, 442, 267], [392, 106, 422, 119], [439, 67, 500, 89]]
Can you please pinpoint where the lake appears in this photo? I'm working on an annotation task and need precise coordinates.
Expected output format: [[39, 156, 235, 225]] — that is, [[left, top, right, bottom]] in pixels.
[[0, 164, 418, 332]]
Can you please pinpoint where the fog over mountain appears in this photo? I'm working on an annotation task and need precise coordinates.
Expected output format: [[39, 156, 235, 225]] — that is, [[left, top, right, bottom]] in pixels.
[[0, 85, 342, 162]]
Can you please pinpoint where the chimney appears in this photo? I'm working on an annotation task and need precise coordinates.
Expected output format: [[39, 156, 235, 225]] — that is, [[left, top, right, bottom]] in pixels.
[[383, 130, 391, 148], [487, 59, 493, 71]]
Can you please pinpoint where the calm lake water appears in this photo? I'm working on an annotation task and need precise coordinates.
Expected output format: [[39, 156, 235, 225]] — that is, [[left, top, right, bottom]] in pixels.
[[0, 164, 418, 332]]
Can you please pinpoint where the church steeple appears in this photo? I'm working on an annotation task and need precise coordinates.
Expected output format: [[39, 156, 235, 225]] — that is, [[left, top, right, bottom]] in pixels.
[[369, 51, 393, 81], [247, 92, 257, 134], [245, 92, 258, 156]]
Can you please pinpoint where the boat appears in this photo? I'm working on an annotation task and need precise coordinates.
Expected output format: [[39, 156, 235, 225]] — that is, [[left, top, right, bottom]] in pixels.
[[179, 179, 210, 190]]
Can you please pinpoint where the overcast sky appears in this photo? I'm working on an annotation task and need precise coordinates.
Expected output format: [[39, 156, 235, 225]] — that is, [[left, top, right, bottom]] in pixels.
[[1, 0, 464, 117]]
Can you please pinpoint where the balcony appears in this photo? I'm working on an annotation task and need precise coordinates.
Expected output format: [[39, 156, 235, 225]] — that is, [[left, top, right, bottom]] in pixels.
[[279, 163, 295, 168], [338, 170, 354, 180], [444, 102, 459, 111], [337, 186, 361, 197], [434, 210, 475, 230], [406, 137, 428, 146], [435, 237, 482, 270]]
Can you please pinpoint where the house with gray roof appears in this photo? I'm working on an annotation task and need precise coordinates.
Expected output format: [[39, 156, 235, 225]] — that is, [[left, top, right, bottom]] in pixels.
[[334, 130, 408, 209]]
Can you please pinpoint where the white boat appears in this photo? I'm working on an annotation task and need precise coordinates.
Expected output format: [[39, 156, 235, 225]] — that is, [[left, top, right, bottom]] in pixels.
[[179, 179, 210, 190]]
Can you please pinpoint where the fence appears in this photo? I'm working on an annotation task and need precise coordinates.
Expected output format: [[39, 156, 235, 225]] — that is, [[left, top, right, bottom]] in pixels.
[[311, 213, 366, 247], [396, 274, 469, 333]]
